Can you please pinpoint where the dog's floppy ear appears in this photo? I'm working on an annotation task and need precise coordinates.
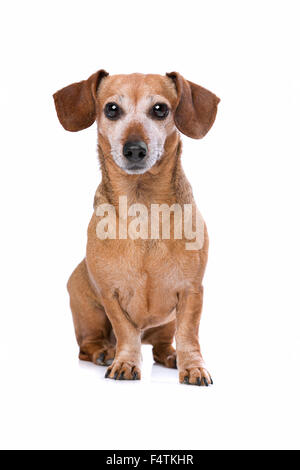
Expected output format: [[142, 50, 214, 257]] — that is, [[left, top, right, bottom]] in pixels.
[[166, 72, 220, 139], [53, 69, 109, 132]]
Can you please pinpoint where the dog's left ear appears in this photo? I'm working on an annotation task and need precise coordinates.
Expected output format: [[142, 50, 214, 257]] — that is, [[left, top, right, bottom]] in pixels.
[[53, 69, 109, 132], [166, 72, 220, 139]]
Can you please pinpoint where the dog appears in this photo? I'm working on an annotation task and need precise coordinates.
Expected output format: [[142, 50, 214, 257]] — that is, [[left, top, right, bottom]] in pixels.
[[53, 70, 220, 385]]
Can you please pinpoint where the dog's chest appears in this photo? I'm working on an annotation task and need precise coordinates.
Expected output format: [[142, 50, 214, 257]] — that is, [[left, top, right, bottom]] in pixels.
[[87, 235, 201, 329]]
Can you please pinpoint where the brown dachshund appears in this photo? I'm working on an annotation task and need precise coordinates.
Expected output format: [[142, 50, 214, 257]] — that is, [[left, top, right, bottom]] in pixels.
[[53, 70, 220, 385]]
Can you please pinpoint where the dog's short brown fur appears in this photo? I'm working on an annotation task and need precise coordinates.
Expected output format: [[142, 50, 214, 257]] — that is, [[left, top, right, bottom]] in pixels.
[[53, 70, 220, 385]]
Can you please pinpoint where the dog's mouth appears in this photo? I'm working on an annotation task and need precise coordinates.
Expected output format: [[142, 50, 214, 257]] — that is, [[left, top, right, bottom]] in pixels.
[[124, 163, 148, 174], [127, 164, 145, 171]]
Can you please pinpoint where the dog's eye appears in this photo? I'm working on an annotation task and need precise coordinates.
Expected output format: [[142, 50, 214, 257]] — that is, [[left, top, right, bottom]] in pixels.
[[151, 103, 169, 120], [104, 102, 121, 120]]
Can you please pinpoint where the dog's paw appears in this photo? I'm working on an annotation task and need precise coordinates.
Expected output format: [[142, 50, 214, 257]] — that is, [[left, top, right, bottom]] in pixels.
[[92, 346, 115, 366], [163, 352, 177, 369], [153, 345, 177, 369], [154, 351, 177, 369], [179, 367, 213, 386], [104, 360, 141, 381]]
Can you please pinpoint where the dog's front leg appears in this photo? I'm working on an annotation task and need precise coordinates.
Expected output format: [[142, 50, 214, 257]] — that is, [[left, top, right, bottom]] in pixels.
[[101, 292, 141, 380], [176, 286, 213, 386]]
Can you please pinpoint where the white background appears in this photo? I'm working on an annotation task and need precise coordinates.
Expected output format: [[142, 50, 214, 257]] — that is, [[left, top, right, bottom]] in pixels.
[[0, 0, 299, 450]]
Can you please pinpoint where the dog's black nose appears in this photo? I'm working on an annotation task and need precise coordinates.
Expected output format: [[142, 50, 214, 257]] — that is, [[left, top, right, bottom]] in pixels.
[[123, 141, 148, 162]]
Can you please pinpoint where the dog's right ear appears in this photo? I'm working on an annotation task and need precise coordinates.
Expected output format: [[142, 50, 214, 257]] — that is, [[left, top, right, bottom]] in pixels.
[[53, 70, 109, 132]]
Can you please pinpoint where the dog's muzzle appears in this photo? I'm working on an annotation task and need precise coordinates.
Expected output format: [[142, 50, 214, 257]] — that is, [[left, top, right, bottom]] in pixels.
[[123, 140, 148, 164]]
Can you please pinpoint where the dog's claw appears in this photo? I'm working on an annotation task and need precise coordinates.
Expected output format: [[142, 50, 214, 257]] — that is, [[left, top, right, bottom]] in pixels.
[[96, 353, 105, 365], [105, 362, 141, 380], [210, 377, 213, 385], [181, 367, 213, 386]]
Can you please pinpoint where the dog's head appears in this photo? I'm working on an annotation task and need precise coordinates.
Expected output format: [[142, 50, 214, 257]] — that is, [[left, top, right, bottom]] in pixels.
[[53, 71, 220, 174]]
